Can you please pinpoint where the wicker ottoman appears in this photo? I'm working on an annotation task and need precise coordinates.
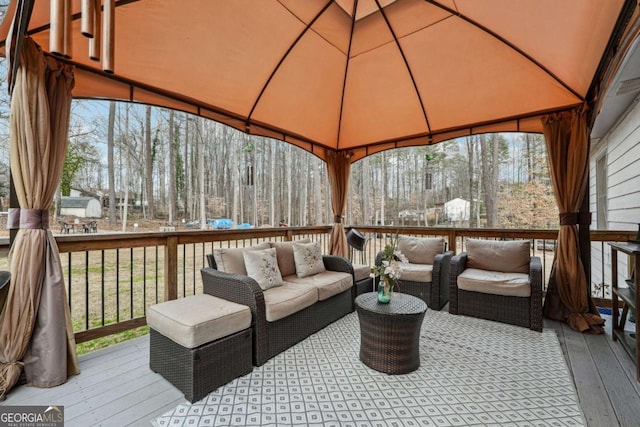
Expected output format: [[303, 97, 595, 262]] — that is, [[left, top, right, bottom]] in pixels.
[[148, 294, 253, 402]]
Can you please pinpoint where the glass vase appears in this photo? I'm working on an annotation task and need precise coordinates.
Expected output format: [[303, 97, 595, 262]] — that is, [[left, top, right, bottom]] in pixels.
[[377, 277, 393, 303]]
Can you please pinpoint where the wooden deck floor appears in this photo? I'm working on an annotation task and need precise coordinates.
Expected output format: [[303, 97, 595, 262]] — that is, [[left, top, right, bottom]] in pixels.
[[4, 317, 640, 427]]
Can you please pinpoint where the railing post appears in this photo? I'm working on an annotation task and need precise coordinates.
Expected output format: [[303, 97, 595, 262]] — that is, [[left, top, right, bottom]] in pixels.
[[448, 229, 457, 254], [164, 236, 178, 301]]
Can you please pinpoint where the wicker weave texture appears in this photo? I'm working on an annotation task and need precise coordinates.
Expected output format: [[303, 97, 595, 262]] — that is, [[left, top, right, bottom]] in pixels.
[[355, 293, 427, 374], [150, 328, 253, 403]]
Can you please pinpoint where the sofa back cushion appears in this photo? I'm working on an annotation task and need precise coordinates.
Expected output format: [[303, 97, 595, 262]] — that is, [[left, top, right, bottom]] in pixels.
[[466, 239, 530, 274], [292, 241, 326, 278], [271, 238, 311, 277], [212, 242, 270, 275], [397, 235, 444, 265], [243, 247, 284, 290]]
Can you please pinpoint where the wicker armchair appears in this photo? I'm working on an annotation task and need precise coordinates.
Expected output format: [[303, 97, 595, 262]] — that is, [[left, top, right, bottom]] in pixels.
[[374, 236, 453, 310], [449, 239, 543, 332]]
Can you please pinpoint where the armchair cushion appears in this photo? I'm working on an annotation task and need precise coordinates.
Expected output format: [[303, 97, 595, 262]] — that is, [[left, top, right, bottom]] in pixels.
[[353, 264, 371, 282], [292, 241, 326, 278], [398, 262, 433, 283], [243, 248, 284, 291], [271, 238, 311, 277], [262, 282, 318, 322], [284, 270, 352, 301], [397, 235, 444, 264], [213, 242, 270, 275], [457, 268, 531, 297], [466, 239, 530, 274]]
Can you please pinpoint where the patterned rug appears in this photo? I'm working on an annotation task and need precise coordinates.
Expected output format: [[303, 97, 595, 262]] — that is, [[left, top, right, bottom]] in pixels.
[[152, 310, 584, 427]]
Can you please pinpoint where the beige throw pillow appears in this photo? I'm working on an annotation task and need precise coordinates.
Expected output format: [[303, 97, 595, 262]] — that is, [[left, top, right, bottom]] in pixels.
[[243, 248, 284, 290], [292, 241, 326, 278], [397, 235, 444, 265], [212, 242, 270, 275], [466, 239, 530, 274], [271, 238, 311, 277]]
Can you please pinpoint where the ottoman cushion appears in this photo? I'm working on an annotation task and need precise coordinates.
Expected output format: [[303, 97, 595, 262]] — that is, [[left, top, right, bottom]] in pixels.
[[147, 294, 251, 349]]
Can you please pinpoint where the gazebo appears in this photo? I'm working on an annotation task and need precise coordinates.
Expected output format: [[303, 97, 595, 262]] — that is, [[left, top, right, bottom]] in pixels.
[[0, 0, 638, 400]]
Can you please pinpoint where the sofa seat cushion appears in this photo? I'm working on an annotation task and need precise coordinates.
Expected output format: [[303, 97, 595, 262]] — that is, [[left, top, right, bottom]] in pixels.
[[398, 262, 433, 283], [147, 294, 251, 349], [263, 282, 318, 322], [353, 264, 371, 282], [457, 268, 531, 297], [285, 271, 353, 301]]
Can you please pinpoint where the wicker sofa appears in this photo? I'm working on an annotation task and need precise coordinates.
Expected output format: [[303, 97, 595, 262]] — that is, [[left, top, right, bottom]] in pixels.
[[375, 235, 453, 310], [202, 239, 355, 366], [449, 239, 543, 331]]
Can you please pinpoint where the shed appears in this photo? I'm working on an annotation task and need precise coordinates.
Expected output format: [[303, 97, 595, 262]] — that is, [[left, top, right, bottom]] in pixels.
[[60, 197, 102, 218], [444, 198, 470, 222]]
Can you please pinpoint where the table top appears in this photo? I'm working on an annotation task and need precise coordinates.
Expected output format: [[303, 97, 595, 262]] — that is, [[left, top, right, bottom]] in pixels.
[[355, 292, 427, 316]]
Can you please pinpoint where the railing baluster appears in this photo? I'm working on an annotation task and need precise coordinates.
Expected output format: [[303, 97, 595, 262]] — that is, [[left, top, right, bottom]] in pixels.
[[67, 252, 72, 311], [101, 250, 105, 326], [143, 247, 147, 314], [130, 247, 134, 319], [116, 248, 120, 322], [85, 250, 89, 330]]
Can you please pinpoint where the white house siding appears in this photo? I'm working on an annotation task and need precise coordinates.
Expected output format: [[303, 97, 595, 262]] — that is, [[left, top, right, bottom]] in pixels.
[[590, 98, 640, 297]]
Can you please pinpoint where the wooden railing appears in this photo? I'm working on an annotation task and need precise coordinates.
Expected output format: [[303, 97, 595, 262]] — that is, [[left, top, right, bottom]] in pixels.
[[0, 226, 635, 344]]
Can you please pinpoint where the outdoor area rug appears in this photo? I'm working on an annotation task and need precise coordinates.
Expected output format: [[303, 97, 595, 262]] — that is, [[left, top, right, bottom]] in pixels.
[[152, 309, 584, 427]]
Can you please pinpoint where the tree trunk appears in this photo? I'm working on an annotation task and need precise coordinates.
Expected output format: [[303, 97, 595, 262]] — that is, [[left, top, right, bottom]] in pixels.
[[108, 101, 116, 226], [314, 157, 322, 225], [270, 142, 276, 225], [144, 105, 154, 219], [466, 137, 475, 227], [197, 118, 206, 229], [168, 110, 176, 225], [287, 145, 292, 226]]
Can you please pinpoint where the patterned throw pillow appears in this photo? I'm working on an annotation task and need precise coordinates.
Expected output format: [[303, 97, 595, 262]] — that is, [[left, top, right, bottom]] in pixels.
[[243, 248, 284, 290], [292, 241, 326, 278]]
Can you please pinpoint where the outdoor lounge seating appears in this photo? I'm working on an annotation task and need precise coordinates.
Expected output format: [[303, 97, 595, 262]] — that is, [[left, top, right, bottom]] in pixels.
[[203, 239, 355, 366], [375, 235, 453, 310], [449, 239, 543, 331], [148, 294, 253, 402]]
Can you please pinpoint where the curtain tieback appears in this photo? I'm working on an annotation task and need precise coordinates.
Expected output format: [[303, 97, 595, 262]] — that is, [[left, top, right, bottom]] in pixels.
[[334, 215, 343, 223], [559, 212, 591, 226], [8, 208, 50, 230]]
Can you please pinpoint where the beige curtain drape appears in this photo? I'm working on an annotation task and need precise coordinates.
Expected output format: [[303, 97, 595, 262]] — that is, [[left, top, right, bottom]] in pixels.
[[0, 38, 79, 400], [542, 109, 604, 333], [326, 150, 351, 257]]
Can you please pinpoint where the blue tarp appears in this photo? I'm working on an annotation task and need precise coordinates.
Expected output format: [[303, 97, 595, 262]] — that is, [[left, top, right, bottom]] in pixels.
[[209, 218, 233, 229], [237, 223, 253, 229]]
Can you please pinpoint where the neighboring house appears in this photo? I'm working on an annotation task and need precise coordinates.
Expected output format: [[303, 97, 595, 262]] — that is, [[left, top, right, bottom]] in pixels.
[[589, 90, 640, 297], [60, 197, 102, 218], [445, 198, 470, 224]]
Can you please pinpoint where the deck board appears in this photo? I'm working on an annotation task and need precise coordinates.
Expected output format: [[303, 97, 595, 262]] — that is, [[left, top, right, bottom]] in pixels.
[[3, 318, 639, 426]]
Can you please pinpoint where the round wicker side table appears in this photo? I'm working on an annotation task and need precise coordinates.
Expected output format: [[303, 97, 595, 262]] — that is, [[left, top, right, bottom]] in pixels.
[[355, 292, 428, 374]]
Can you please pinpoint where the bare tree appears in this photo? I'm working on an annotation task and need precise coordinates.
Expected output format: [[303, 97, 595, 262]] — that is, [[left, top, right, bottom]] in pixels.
[[144, 105, 155, 218], [107, 101, 117, 226]]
